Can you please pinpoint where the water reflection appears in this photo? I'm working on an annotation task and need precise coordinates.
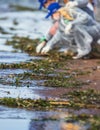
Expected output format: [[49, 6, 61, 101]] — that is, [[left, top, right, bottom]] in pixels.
[[0, 105, 89, 130], [29, 119, 89, 130], [0, 117, 91, 130], [0, 119, 89, 130], [29, 120, 60, 130]]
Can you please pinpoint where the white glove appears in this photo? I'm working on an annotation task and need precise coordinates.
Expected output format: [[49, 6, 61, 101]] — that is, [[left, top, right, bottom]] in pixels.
[[41, 45, 51, 54], [66, 1, 78, 8], [36, 41, 46, 53], [65, 23, 72, 35]]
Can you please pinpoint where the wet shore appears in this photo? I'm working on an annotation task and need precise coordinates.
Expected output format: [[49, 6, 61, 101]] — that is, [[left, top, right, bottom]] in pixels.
[[0, 1, 100, 130]]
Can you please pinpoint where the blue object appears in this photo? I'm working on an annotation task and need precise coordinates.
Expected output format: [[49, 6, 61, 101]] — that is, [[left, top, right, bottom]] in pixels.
[[45, 2, 61, 18], [38, 0, 47, 10]]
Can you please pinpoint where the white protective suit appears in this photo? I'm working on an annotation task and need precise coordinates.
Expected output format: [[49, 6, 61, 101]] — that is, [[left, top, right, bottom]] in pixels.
[[41, 6, 100, 58]]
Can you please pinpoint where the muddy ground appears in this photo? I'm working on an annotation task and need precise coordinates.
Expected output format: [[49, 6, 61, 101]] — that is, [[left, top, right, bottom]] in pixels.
[[36, 59, 100, 98]]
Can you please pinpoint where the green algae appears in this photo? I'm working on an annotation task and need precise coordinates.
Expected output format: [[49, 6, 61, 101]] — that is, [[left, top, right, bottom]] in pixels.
[[6, 36, 39, 55], [0, 94, 99, 108], [0, 89, 99, 109], [0, 96, 100, 130], [62, 89, 100, 109], [0, 98, 59, 109], [5, 36, 74, 60], [0, 62, 86, 88], [43, 75, 86, 88], [9, 4, 37, 11], [66, 114, 100, 130], [89, 116, 100, 130], [0, 92, 99, 129], [0, 46, 90, 87]]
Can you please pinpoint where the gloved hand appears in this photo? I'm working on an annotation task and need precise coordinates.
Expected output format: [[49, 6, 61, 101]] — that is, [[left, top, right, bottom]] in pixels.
[[41, 45, 51, 54], [66, 1, 78, 8], [36, 41, 46, 53], [65, 23, 73, 34]]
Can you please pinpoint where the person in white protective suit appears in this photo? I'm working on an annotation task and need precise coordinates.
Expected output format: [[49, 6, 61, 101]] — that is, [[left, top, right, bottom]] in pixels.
[[37, 2, 100, 59], [36, 0, 96, 54]]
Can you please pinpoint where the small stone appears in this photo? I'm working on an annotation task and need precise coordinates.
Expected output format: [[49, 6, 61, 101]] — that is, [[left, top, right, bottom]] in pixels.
[[94, 82, 97, 85], [97, 66, 100, 69], [86, 80, 92, 83], [92, 66, 97, 71]]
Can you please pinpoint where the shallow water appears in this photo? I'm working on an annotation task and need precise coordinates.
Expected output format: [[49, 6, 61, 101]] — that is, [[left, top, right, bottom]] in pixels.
[[0, 51, 36, 63], [0, 69, 27, 75], [0, 105, 89, 130], [0, 11, 52, 39], [0, 3, 52, 99], [0, 84, 54, 99]]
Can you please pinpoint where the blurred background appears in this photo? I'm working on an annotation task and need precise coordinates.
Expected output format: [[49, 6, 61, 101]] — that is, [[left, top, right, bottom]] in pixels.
[[0, 0, 39, 12], [0, 0, 100, 21]]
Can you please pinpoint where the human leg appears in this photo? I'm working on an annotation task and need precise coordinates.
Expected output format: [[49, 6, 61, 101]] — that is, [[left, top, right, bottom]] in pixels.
[[73, 25, 93, 59]]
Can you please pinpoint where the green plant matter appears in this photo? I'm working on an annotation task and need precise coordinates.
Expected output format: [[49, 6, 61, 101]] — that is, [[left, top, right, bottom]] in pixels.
[[43, 75, 85, 88], [69, 114, 100, 130], [0, 97, 70, 109], [6, 36, 39, 55], [9, 4, 37, 11], [62, 89, 100, 109]]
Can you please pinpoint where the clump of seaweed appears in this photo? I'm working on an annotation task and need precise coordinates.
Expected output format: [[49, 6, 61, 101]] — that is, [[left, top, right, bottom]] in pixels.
[[62, 89, 100, 109], [6, 36, 39, 55], [9, 4, 37, 11]]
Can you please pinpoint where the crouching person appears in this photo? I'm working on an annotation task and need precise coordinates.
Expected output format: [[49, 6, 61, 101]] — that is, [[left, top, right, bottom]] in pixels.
[[36, 0, 95, 54], [36, 2, 77, 54], [64, 3, 100, 59], [36, 2, 61, 54], [61, 4, 100, 59], [36, 2, 100, 58], [72, 22, 100, 59], [36, 0, 96, 53]]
